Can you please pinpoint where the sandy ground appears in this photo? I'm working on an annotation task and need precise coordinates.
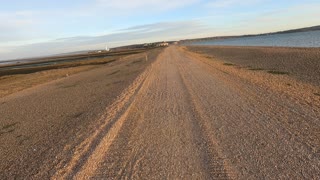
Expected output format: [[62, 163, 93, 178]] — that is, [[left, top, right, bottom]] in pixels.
[[1, 46, 320, 179]]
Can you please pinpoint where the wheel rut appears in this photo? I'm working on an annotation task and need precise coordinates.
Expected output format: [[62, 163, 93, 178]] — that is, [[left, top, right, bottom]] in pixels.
[[52, 46, 320, 179], [52, 56, 156, 179], [86, 47, 234, 179]]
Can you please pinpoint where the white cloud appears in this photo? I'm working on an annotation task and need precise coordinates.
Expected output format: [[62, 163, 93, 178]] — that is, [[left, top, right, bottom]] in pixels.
[[0, 11, 40, 42], [0, 11, 37, 27], [95, 0, 200, 11], [200, 2, 320, 36], [0, 47, 12, 54], [0, 0, 201, 43], [1, 0, 319, 61], [0, 20, 209, 60], [245, 3, 320, 33], [206, 0, 264, 8]]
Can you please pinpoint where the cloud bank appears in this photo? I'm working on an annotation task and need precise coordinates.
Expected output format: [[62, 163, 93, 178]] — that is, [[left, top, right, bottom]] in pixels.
[[0, 20, 208, 60], [1, 0, 319, 61]]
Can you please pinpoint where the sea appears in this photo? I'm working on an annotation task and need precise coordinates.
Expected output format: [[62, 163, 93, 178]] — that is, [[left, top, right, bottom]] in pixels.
[[189, 30, 320, 48]]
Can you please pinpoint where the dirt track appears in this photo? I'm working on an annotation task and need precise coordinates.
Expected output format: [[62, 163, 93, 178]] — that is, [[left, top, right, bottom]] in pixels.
[[1, 46, 320, 179], [57, 46, 320, 179]]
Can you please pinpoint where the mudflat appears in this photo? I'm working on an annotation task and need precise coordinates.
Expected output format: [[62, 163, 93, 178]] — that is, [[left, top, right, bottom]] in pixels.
[[1, 46, 320, 179]]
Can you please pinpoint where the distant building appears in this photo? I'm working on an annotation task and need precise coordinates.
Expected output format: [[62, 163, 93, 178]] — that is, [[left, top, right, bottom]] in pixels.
[[143, 42, 169, 48], [157, 42, 169, 47]]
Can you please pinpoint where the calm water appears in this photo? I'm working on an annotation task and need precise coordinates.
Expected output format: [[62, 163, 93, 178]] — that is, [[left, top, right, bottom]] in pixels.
[[190, 30, 320, 47]]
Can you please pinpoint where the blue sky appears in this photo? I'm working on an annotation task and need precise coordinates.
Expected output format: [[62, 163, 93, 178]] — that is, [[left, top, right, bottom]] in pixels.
[[0, 0, 320, 60]]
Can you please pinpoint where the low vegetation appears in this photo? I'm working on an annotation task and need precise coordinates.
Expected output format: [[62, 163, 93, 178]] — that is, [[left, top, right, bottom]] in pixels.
[[223, 63, 235, 66], [267, 70, 289, 75], [248, 68, 264, 71], [0, 122, 19, 136]]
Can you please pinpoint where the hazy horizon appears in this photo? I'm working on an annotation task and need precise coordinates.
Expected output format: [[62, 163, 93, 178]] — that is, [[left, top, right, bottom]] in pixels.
[[1, 0, 320, 61]]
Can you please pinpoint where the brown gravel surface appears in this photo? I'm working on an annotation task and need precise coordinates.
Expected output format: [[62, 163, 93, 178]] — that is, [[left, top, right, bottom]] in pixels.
[[187, 46, 320, 86], [1, 46, 320, 179], [0, 49, 161, 179]]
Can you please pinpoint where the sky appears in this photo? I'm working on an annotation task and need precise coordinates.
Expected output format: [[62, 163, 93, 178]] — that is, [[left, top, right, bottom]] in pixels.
[[0, 0, 320, 61]]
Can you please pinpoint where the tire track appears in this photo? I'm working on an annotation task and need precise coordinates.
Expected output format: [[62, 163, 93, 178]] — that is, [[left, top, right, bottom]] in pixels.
[[52, 54, 157, 179], [183, 49, 320, 155], [176, 47, 320, 179], [169, 49, 237, 179], [52, 46, 320, 179], [88, 47, 235, 179], [177, 68, 236, 178]]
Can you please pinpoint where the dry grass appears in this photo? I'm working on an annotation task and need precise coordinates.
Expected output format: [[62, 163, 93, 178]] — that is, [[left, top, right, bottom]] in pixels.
[[0, 57, 118, 76], [248, 68, 264, 71], [0, 49, 159, 98], [267, 70, 289, 75], [223, 63, 235, 66], [0, 65, 97, 98]]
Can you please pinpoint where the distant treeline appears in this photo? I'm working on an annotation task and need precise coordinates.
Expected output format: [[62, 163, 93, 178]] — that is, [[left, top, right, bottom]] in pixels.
[[112, 41, 175, 51], [275, 25, 320, 34]]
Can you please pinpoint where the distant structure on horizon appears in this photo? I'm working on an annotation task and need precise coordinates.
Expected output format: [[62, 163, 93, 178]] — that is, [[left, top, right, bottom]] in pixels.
[[143, 41, 169, 48], [106, 45, 110, 52], [157, 42, 169, 47]]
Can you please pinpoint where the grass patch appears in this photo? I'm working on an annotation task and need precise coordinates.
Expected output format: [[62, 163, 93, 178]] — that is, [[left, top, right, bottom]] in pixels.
[[249, 68, 264, 71], [126, 59, 143, 67], [0, 122, 19, 136], [113, 81, 123, 85], [223, 63, 235, 66], [72, 112, 84, 119], [7, 129, 15, 133], [2, 122, 19, 130], [131, 59, 143, 64], [267, 70, 289, 75], [107, 80, 123, 86], [0, 58, 117, 77], [60, 83, 78, 89], [17, 135, 31, 145], [314, 93, 320, 96], [108, 70, 120, 76]]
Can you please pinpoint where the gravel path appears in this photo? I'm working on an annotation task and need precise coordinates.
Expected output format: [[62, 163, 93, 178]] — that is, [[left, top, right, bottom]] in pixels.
[[1, 46, 320, 179], [59, 46, 320, 179]]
